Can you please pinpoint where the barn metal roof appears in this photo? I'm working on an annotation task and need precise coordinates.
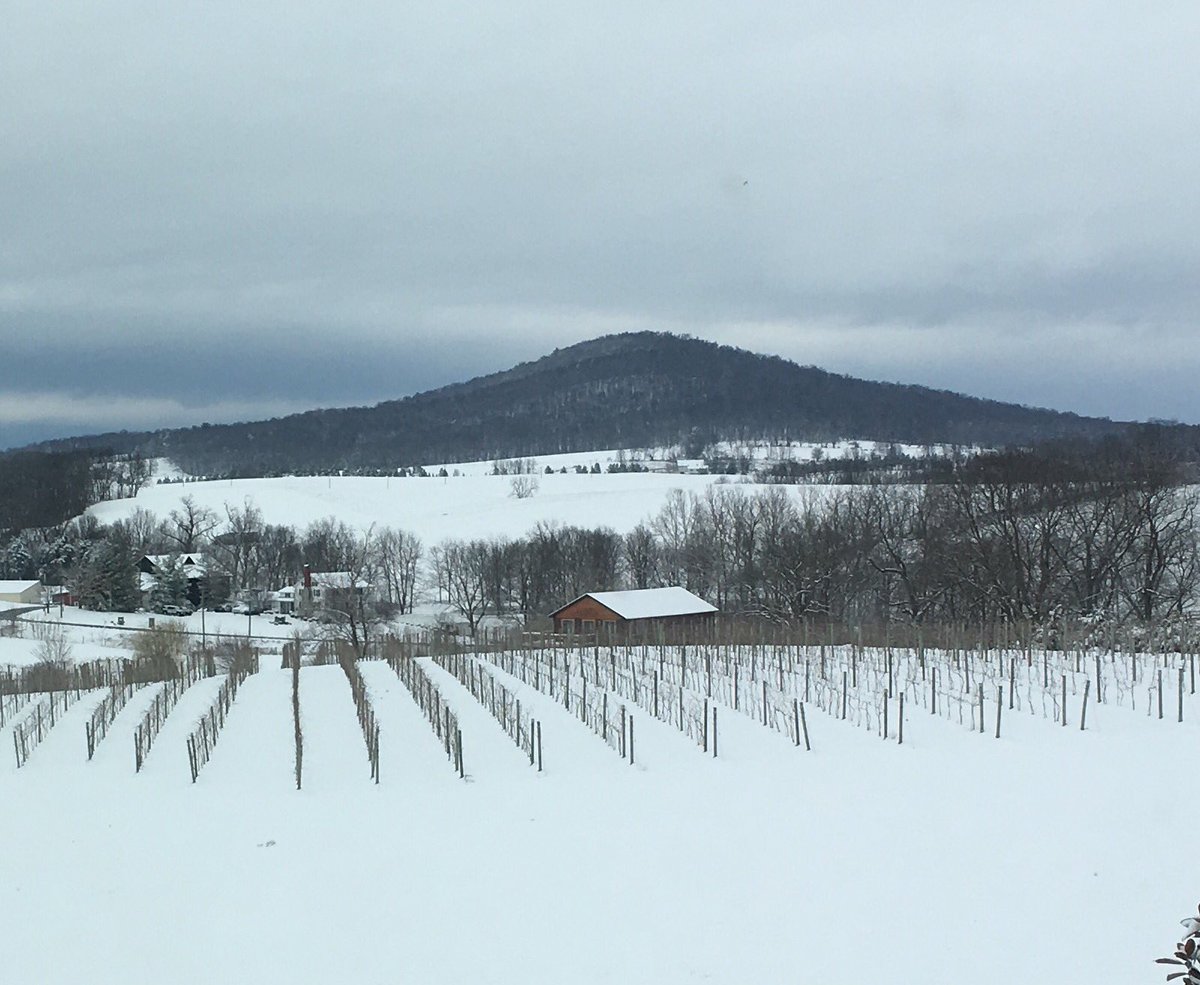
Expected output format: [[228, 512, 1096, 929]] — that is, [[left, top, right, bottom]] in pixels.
[[551, 587, 717, 620]]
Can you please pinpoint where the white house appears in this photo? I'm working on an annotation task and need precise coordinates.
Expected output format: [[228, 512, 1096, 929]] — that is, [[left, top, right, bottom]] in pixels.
[[296, 569, 373, 615], [271, 585, 298, 615]]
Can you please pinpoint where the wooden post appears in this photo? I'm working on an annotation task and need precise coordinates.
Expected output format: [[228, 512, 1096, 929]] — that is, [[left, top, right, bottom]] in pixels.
[[883, 689, 889, 740], [1178, 666, 1185, 723], [1062, 674, 1067, 727], [711, 706, 717, 759], [628, 715, 634, 765], [1158, 669, 1163, 720], [1080, 679, 1090, 731], [536, 721, 543, 772], [995, 686, 1002, 739], [799, 700, 810, 751]]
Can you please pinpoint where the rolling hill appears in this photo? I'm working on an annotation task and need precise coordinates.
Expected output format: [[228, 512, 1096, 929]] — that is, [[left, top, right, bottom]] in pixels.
[[22, 332, 1130, 474]]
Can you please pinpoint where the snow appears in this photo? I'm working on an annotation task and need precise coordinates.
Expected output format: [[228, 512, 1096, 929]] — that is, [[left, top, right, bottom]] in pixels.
[[0, 451, 1181, 983], [0, 643, 1191, 984], [0, 579, 40, 594], [564, 587, 719, 619], [90, 470, 819, 540]]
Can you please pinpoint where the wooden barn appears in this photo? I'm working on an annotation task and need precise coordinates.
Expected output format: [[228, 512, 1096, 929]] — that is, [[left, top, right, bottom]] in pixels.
[[549, 587, 717, 640]]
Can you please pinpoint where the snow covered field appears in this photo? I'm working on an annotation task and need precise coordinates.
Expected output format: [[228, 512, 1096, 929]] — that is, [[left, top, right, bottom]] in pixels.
[[0, 632, 1193, 984], [2, 459, 1187, 983], [91, 470, 784, 540]]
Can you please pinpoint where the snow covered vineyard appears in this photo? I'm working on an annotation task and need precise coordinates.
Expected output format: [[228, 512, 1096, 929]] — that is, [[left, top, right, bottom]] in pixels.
[[1, 635, 1195, 984]]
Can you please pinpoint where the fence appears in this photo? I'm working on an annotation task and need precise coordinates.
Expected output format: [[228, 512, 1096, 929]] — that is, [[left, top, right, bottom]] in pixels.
[[134, 653, 218, 771], [340, 656, 380, 782], [432, 652, 542, 770], [13, 686, 86, 768], [385, 652, 463, 777], [185, 651, 260, 783]]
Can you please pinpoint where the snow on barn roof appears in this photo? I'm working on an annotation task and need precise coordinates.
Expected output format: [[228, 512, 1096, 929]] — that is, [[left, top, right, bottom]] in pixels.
[[0, 580, 41, 593], [553, 587, 717, 621]]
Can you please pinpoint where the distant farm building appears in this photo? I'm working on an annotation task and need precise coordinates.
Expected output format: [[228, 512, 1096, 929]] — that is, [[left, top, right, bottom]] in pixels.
[[295, 567, 373, 616], [137, 553, 208, 607], [0, 580, 43, 605], [549, 587, 717, 639]]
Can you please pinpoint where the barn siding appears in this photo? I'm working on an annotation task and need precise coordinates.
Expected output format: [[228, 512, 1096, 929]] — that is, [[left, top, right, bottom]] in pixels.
[[553, 597, 624, 631]]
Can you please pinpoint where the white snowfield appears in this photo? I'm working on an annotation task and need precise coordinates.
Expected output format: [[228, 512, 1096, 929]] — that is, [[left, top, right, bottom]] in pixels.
[[0, 639, 1193, 985], [90, 470, 819, 540]]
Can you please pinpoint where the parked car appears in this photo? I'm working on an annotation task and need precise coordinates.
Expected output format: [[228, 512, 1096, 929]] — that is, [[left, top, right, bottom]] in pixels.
[[161, 604, 193, 617]]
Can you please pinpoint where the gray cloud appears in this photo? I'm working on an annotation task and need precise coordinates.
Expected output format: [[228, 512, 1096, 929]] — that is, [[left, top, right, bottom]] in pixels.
[[2, 1, 1198, 447]]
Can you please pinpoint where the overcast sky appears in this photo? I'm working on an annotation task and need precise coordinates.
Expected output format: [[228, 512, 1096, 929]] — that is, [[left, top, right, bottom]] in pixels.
[[2, 2, 1198, 448]]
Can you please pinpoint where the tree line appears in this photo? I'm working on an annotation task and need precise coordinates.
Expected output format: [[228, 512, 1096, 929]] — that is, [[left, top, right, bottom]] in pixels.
[[2, 430, 1198, 634]]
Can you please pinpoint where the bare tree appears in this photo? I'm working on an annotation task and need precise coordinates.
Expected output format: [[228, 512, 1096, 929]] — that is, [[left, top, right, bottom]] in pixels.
[[440, 539, 489, 636], [167, 495, 219, 552], [373, 527, 423, 613]]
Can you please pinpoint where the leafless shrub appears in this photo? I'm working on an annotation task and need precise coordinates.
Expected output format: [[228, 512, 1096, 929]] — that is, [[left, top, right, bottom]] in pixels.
[[132, 620, 187, 676], [509, 475, 539, 499], [34, 627, 73, 668]]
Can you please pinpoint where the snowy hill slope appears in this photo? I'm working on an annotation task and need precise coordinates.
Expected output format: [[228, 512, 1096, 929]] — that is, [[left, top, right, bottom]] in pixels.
[[89, 468, 808, 540]]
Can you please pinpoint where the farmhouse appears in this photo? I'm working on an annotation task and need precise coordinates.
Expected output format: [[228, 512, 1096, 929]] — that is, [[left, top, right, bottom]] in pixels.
[[297, 567, 373, 616], [549, 586, 717, 639], [0, 580, 43, 605], [137, 553, 208, 607]]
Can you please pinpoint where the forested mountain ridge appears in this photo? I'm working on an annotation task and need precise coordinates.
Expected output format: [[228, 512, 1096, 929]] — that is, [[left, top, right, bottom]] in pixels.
[[19, 332, 1138, 475]]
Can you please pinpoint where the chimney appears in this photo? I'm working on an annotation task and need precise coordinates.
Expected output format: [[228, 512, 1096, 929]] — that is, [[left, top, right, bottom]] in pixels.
[[303, 565, 312, 589]]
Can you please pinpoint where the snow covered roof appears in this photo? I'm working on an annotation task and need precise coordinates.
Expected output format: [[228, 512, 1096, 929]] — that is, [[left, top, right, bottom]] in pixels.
[[0, 580, 41, 594], [307, 571, 371, 590], [141, 554, 206, 576], [553, 587, 718, 620]]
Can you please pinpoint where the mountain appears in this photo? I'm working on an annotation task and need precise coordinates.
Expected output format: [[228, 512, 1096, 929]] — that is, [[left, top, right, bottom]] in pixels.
[[21, 332, 1134, 474]]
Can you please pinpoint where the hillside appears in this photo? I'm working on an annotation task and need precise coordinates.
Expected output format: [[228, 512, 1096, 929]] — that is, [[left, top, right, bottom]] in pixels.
[[22, 332, 1130, 474]]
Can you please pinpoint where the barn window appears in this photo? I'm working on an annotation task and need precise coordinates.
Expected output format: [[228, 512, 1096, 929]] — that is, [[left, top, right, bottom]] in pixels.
[[582, 619, 595, 633], [560, 619, 575, 634], [603, 620, 617, 633]]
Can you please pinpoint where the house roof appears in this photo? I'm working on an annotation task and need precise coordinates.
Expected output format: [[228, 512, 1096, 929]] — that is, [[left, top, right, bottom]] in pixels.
[[306, 571, 371, 589], [0, 580, 41, 594], [551, 587, 718, 620], [142, 554, 206, 576]]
